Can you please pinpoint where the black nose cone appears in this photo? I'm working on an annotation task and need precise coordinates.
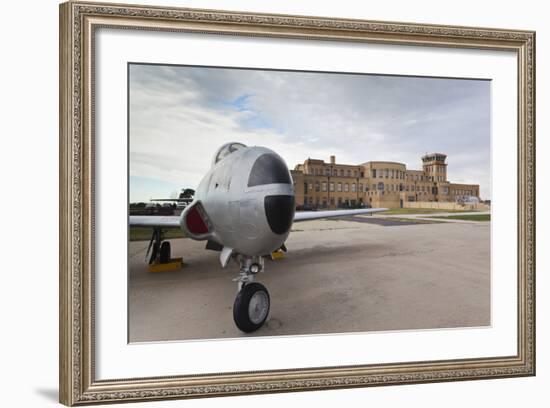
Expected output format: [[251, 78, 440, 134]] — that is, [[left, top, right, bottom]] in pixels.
[[264, 195, 295, 235]]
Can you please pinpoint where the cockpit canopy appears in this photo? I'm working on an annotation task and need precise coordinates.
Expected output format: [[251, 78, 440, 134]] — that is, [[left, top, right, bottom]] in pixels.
[[212, 142, 247, 166], [247, 154, 292, 187]]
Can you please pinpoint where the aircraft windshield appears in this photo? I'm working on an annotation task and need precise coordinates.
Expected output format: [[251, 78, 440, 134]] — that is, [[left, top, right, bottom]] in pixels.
[[214, 142, 246, 164], [248, 154, 291, 187]]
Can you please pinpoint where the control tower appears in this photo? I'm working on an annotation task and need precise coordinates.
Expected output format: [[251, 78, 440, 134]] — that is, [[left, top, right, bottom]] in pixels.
[[422, 153, 447, 183]]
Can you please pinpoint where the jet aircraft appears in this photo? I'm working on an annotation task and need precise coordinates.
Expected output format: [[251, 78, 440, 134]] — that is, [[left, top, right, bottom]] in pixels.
[[130, 143, 387, 333]]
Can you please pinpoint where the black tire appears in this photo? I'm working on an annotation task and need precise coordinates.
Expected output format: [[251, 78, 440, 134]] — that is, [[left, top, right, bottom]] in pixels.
[[233, 282, 270, 333], [159, 241, 171, 264], [148, 242, 159, 264]]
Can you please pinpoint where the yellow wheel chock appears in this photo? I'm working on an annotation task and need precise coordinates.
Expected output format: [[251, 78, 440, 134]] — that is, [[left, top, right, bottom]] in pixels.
[[148, 257, 184, 272]]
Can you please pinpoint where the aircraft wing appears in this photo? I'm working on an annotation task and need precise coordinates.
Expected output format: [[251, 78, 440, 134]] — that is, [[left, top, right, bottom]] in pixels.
[[293, 208, 388, 222], [129, 215, 181, 228]]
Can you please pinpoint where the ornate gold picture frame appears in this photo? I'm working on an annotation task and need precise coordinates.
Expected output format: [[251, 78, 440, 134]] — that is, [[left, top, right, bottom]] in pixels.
[[59, 1, 535, 405]]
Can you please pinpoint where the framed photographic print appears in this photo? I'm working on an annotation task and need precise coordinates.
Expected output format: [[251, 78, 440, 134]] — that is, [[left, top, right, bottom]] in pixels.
[[59, 1, 535, 405]]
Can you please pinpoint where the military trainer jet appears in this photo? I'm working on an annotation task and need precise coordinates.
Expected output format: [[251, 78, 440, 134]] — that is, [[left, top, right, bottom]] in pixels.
[[130, 142, 387, 333]]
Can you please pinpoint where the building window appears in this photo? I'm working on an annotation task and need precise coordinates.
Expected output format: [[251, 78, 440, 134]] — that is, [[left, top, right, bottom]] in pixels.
[[315, 182, 320, 192], [309, 183, 313, 191], [354, 170, 358, 177], [344, 183, 349, 192], [325, 168, 330, 176], [351, 183, 356, 192], [333, 169, 338, 176], [372, 169, 377, 178], [359, 184, 363, 192], [337, 182, 342, 192], [330, 182, 334, 192], [347, 170, 351, 177], [322, 182, 327, 192]]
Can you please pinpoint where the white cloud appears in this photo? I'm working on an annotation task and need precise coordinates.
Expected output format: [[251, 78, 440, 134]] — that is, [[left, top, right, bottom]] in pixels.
[[129, 65, 491, 201]]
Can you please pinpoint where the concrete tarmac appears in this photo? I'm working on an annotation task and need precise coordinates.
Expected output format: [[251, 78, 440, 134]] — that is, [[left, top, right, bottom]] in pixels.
[[129, 217, 490, 342]]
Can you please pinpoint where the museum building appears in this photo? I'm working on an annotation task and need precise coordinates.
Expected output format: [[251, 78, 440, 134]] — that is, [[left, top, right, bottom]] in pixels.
[[290, 153, 481, 209]]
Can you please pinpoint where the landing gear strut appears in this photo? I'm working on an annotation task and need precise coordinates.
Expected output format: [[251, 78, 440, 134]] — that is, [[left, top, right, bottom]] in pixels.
[[146, 228, 171, 264], [232, 255, 270, 332]]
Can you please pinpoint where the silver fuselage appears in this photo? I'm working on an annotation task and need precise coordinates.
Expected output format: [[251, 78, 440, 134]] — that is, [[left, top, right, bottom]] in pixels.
[[180, 146, 295, 256]]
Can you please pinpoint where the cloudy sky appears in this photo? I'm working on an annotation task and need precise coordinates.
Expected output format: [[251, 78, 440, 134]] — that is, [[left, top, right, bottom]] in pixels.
[[129, 63, 491, 202]]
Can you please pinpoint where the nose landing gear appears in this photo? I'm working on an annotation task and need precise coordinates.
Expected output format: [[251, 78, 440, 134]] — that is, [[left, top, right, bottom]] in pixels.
[[232, 255, 270, 332], [233, 282, 270, 333]]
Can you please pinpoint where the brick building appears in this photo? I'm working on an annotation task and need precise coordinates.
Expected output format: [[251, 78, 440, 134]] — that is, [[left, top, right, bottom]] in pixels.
[[291, 153, 480, 209]]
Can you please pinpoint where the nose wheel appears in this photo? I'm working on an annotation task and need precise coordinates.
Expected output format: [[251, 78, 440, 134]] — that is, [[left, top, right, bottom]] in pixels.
[[232, 255, 270, 332], [233, 282, 270, 333]]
